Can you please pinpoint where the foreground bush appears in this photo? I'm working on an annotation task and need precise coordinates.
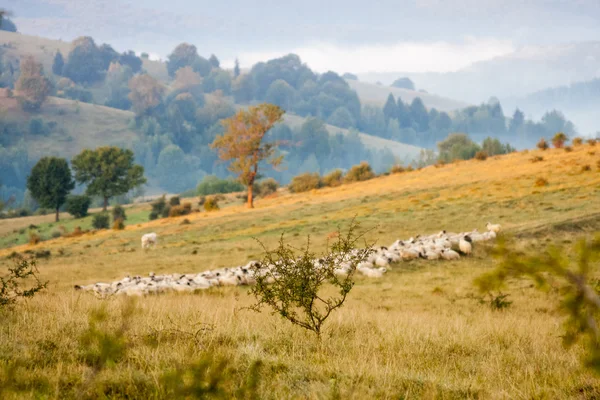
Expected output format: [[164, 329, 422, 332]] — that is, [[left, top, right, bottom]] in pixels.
[[65, 195, 91, 218], [197, 175, 244, 196], [344, 162, 374, 183], [322, 169, 344, 187], [92, 213, 110, 230], [1, 255, 48, 307], [250, 219, 372, 337], [169, 203, 192, 217], [289, 173, 321, 193], [476, 235, 600, 372]]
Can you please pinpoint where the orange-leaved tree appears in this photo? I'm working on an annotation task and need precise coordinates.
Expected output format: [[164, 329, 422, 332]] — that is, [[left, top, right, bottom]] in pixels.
[[211, 104, 284, 208]]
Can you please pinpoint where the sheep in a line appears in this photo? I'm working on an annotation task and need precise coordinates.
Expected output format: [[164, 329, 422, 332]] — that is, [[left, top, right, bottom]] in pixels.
[[75, 223, 501, 297]]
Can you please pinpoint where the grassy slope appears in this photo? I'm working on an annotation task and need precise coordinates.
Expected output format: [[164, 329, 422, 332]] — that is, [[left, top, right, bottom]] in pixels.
[[1, 145, 600, 398], [0, 31, 168, 82], [0, 89, 137, 159], [346, 79, 470, 112]]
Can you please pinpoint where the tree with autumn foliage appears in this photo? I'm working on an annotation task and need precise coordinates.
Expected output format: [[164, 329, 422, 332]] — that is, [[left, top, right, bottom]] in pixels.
[[15, 56, 51, 111], [128, 74, 165, 116], [211, 104, 284, 208]]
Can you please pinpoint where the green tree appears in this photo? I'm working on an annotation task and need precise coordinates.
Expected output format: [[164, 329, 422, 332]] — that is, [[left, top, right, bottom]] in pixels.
[[211, 104, 284, 208], [327, 106, 355, 129], [15, 56, 51, 111], [62, 36, 104, 84], [71, 147, 146, 211], [208, 54, 220, 69], [52, 51, 64, 76], [410, 97, 429, 132], [391, 77, 415, 90], [437, 133, 481, 162], [232, 74, 257, 103], [265, 79, 296, 110], [167, 43, 199, 77], [383, 93, 397, 124], [234, 58, 241, 78], [26, 157, 74, 221]]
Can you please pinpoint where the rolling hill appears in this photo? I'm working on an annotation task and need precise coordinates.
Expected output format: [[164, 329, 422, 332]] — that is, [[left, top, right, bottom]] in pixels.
[[0, 30, 167, 83], [345, 79, 469, 112], [0, 88, 137, 159]]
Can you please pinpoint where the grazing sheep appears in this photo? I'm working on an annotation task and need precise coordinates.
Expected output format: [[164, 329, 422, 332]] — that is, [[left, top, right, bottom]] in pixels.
[[486, 222, 501, 233], [441, 249, 460, 260], [141, 232, 158, 249], [459, 235, 473, 255], [76, 222, 502, 296]]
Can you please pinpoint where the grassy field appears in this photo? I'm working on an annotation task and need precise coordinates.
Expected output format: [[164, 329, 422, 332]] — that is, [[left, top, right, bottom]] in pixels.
[[1, 144, 600, 398]]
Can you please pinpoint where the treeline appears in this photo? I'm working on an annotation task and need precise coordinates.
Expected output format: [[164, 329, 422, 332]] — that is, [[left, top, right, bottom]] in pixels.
[[0, 35, 580, 204]]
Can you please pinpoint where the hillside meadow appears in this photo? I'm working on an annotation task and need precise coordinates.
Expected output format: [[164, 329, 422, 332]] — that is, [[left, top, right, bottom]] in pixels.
[[1, 144, 600, 398]]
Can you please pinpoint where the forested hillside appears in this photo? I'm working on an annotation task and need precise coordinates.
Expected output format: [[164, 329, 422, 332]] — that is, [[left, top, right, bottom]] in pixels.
[[0, 29, 577, 206]]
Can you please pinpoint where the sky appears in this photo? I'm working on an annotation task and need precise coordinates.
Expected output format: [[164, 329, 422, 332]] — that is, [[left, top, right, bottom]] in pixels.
[[5, 0, 600, 74]]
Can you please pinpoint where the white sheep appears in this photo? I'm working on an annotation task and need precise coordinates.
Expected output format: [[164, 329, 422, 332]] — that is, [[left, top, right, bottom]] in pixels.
[[459, 235, 473, 255], [486, 222, 501, 233], [141, 232, 158, 249], [441, 249, 460, 260]]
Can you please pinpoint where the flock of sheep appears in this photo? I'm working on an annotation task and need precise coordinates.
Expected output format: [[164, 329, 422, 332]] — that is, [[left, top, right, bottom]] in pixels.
[[74, 222, 501, 297]]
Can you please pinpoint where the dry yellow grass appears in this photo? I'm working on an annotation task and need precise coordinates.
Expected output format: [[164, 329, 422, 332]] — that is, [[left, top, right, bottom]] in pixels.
[[1, 145, 600, 398]]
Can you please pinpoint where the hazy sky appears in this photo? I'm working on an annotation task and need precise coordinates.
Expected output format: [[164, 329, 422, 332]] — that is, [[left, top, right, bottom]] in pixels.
[[5, 0, 600, 73]]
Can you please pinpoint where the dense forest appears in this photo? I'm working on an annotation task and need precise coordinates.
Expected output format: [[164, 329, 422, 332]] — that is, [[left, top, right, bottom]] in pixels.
[[0, 30, 578, 207]]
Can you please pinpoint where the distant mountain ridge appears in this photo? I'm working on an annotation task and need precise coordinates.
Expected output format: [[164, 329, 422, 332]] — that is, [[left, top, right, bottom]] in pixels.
[[358, 41, 600, 104]]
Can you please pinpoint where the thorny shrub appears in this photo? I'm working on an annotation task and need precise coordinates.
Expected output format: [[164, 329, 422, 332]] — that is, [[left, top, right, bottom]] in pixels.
[[0, 255, 48, 308], [249, 219, 373, 337]]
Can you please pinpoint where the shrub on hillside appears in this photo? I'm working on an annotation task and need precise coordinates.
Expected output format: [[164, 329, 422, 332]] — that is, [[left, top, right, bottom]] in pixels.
[[582, 165, 591, 172], [530, 156, 544, 163], [249, 219, 372, 337], [113, 218, 125, 230], [390, 164, 405, 174], [289, 173, 322, 193], [552, 132, 568, 149], [169, 203, 192, 217], [322, 169, 344, 187], [537, 138, 549, 151], [475, 151, 488, 161], [204, 197, 220, 211], [197, 175, 244, 196], [344, 162, 375, 183], [92, 213, 110, 230], [535, 177, 549, 187], [149, 196, 167, 220], [28, 231, 41, 245], [572, 137, 583, 146], [65, 195, 91, 218], [112, 205, 127, 223], [169, 196, 181, 206], [0, 255, 48, 308], [564, 146, 573, 152], [588, 139, 597, 146], [255, 178, 279, 197]]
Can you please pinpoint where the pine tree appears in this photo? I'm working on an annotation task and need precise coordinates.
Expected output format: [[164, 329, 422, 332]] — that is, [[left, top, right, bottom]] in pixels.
[[52, 51, 64, 76], [234, 58, 240, 78]]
